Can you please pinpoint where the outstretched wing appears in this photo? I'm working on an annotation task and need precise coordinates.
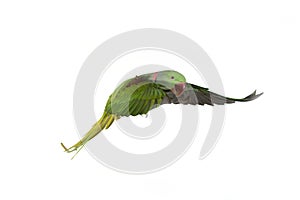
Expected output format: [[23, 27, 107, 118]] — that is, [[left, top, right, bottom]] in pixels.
[[161, 83, 263, 106], [105, 82, 167, 116]]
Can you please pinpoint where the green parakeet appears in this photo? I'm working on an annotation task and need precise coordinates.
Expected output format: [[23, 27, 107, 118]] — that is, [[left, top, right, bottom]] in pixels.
[[61, 70, 262, 158]]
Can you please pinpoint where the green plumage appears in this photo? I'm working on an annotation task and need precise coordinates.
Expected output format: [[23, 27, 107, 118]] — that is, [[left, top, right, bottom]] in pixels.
[[105, 81, 166, 116], [61, 70, 262, 158]]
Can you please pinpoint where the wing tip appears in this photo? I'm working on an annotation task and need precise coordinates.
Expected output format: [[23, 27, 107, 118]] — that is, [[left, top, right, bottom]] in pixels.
[[243, 90, 263, 101]]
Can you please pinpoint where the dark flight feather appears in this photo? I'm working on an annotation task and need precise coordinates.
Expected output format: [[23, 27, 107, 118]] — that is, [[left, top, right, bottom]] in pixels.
[[161, 83, 263, 106]]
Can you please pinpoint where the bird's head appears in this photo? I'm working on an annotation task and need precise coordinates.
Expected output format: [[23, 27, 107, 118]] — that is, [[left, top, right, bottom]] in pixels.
[[149, 70, 187, 96]]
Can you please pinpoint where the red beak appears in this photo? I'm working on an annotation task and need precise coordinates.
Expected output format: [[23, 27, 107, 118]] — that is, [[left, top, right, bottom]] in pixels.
[[172, 82, 186, 96]]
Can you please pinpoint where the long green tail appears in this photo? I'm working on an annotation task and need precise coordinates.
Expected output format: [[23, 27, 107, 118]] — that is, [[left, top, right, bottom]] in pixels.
[[61, 112, 116, 159]]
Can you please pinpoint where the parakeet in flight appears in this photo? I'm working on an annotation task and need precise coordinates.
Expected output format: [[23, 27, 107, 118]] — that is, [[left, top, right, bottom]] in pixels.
[[61, 70, 262, 158]]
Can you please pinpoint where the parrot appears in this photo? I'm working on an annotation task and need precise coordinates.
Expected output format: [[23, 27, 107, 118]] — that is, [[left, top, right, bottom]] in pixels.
[[61, 70, 263, 158]]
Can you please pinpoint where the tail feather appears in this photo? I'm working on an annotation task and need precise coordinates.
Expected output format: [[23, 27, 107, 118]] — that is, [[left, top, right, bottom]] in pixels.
[[61, 112, 116, 159]]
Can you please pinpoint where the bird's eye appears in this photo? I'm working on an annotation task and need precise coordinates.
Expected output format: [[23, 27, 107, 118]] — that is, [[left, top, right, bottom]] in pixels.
[[171, 76, 174, 79]]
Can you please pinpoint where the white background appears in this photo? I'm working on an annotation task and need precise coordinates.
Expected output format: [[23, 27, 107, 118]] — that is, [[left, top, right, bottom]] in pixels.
[[1, 1, 299, 200]]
